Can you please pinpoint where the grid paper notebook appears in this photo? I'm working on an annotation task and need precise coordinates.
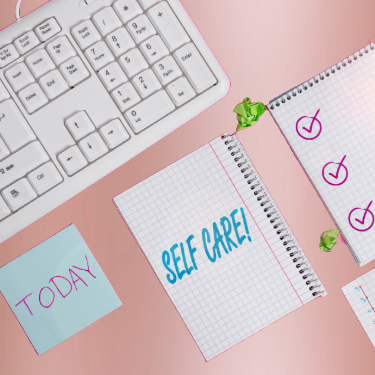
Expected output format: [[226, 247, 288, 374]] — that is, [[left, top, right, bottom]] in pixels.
[[269, 42, 375, 266], [342, 269, 375, 347], [113, 134, 326, 360]]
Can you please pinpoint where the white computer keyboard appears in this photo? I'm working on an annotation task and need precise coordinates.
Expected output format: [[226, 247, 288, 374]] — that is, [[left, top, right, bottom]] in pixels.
[[0, 0, 229, 243]]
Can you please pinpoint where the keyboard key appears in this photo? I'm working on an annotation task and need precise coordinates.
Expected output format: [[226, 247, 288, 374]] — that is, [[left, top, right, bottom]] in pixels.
[[5, 63, 35, 92], [112, 82, 140, 111], [125, 90, 174, 133], [85, 41, 114, 71], [2, 178, 37, 211], [148, 2, 190, 52], [132, 69, 161, 98], [119, 48, 148, 77], [106, 27, 135, 57], [0, 80, 10, 103], [140, 36, 169, 64], [0, 44, 20, 68], [98, 62, 127, 91], [35, 18, 61, 42], [166, 77, 196, 106], [27, 162, 63, 195], [18, 83, 48, 113], [65, 111, 95, 141], [113, 0, 143, 24], [25, 49, 55, 79], [46, 36, 77, 65], [138, 0, 159, 10], [0, 100, 36, 151], [92, 7, 122, 36], [79, 133, 108, 162], [14, 31, 40, 54], [152, 55, 182, 85], [174, 43, 216, 93], [99, 119, 130, 148], [71, 20, 101, 50], [60, 57, 90, 86], [39, 70, 69, 99], [58, 145, 88, 176], [126, 15, 156, 44], [0, 195, 11, 220], [0, 141, 49, 190], [0, 137, 10, 161]]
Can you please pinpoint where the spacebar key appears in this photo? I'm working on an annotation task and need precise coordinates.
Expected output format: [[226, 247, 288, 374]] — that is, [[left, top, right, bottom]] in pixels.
[[0, 141, 49, 190], [125, 90, 175, 133]]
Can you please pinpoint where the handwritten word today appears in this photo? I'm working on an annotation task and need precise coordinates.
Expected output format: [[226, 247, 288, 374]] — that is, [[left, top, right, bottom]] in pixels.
[[15, 255, 96, 316], [162, 208, 252, 284]]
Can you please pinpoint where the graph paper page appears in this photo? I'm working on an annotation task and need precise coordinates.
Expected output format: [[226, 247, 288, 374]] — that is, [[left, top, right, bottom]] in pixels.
[[269, 44, 375, 265], [114, 135, 325, 360], [342, 269, 375, 347]]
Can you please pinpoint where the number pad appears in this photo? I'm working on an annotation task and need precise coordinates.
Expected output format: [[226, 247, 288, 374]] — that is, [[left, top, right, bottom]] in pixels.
[[132, 69, 161, 98], [126, 15, 156, 43], [85, 41, 115, 71], [106, 28, 135, 57], [140, 36, 169, 64], [66, 0, 218, 141], [152, 55, 182, 85], [98, 62, 128, 91]]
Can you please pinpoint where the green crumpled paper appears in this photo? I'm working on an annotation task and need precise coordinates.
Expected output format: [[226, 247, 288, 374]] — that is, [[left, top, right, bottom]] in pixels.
[[233, 98, 267, 131], [319, 230, 340, 252]]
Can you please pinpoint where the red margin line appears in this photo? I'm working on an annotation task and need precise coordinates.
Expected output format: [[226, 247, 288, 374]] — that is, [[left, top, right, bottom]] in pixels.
[[209, 141, 303, 305], [359, 285, 375, 312]]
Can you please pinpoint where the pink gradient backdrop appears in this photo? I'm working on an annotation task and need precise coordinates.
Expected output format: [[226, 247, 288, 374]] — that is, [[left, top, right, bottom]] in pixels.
[[1, 0, 375, 373]]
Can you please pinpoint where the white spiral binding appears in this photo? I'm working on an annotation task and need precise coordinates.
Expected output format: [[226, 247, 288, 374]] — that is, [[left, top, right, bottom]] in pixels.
[[221, 134, 324, 297], [269, 43, 374, 110]]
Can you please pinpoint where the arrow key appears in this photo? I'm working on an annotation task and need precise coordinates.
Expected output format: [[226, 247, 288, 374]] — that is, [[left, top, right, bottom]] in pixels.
[[99, 119, 130, 149], [58, 145, 88, 176], [78, 133, 108, 162], [65, 111, 96, 141]]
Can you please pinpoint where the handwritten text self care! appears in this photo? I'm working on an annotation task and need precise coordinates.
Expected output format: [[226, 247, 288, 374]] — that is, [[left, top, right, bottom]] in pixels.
[[162, 208, 252, 284]]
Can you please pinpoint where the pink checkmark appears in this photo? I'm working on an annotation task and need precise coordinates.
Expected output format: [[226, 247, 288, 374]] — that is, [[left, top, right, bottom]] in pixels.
[[355, 201, 373, 225], [302, 109, 321, 133], [328, 155, 347, 179]]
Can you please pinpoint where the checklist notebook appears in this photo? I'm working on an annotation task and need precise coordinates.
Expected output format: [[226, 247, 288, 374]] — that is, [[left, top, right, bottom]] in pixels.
[[113, 134, 326, 360], [268, 42, 375, 266], [342, 269, 375, 347]]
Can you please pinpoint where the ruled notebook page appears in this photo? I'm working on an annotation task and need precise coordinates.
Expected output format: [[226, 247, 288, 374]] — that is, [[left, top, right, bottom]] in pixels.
[[342, 269, 375, 347], [269, 44, 375, 265], [114, 135, 325, 360]]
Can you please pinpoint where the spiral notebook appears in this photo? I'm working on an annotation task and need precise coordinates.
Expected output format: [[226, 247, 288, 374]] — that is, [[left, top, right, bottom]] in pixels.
[[268, 42, 375, 266], [113, 134, 326, 361], [342, 268, 375, 347]]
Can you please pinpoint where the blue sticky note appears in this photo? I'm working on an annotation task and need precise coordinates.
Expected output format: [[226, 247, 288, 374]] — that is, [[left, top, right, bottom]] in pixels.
[[0, 224, 122, 355]]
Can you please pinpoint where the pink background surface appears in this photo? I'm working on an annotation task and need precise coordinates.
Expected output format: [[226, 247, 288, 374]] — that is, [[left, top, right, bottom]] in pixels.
[[1, 0, 375, 374]]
